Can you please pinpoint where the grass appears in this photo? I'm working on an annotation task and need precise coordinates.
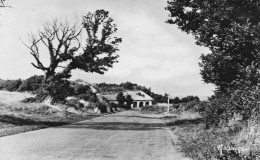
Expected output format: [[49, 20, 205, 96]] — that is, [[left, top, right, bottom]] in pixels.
[[141, 104, 176, 114], [163, 112, 260, 160], [142, 102, 260, 159], [0, 91, 99, 137]]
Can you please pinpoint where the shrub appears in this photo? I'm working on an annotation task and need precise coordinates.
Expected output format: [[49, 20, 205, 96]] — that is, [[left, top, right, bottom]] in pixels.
[[22, 97, 40, 103], [96, 102, 107, 113], [38, 80, 74, 103], [4, 79, 22, 91], [203, 82, 260, 128], [121, 104, 131, 110], [76, 89, 98, 102], [73, 83, 91, 95], [202, 94, 229, 128], [203, 65, 260, 128], [182, 101, 200, 111], [110, 102, 119, 109], [18, 75, 44, 92], [195, 101, 209, 113], [116, 92, 125, 105]]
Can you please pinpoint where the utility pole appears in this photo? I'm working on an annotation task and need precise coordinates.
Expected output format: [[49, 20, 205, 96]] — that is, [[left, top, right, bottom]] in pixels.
[[167, 96, 170, 113]]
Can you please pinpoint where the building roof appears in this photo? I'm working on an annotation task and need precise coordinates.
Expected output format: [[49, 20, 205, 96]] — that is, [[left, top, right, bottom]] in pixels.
[[102, 90, 154, 101]]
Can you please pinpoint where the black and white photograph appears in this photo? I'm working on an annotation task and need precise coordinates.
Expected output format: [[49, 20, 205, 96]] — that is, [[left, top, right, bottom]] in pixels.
[[0, 0, 259, 159]]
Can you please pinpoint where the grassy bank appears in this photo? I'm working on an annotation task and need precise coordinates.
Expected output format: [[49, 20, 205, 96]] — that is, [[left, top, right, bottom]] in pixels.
[[0, 91, 99, 137], [141, 103, 260, 159]]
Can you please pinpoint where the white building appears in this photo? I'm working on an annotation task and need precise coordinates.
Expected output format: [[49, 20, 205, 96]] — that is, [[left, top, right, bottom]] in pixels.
[[102, 90, 154, 109]]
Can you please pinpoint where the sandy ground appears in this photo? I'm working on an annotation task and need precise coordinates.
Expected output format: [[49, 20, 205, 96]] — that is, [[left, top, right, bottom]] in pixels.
[[0, 91, 34, 104], [0, 110, 190, 160]]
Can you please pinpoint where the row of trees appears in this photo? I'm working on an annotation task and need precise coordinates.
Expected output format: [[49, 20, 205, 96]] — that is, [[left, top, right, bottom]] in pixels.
[[166, 0, 260, 126], [170, 96, 200, 104]]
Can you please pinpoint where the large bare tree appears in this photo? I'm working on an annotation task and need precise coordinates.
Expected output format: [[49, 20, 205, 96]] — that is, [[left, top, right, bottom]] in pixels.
[[24, 10, 122, 84]]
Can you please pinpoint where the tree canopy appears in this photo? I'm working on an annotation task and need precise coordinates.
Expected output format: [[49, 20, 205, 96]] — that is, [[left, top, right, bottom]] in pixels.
[[166, 0, 260, 92], [24, 10, 122, 83]]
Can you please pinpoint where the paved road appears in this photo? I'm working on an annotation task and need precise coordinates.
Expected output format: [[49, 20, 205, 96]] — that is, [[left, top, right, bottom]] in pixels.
[[0, 110, 190, 160]]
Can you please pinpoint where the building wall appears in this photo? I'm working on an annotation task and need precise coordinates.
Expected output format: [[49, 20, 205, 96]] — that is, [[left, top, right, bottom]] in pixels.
[[108, 100, 152, 109], [131, 100, 152, 109]]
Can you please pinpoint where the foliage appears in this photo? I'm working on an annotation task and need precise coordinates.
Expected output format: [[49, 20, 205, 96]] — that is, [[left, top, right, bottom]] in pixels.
[[170, 97, 181, 104], [203, 94, 230, 128], [125, 95, 133, 109], [120, 81, 135, 90], [36, 80, 74, 103], [97, 83, 124, 93], [166, 116, 260, 160], [23, 10, 121, 101], [203, 66, 260, 128], [72, 83, 90, 95], [18, 75, 44, 92], [116, 92, 125, 105], [180, 96, 200, 103], [76, 90, 98, 102], [95, 102, 108, 113], [166, 0, 260, 92], [98, 82, 200, 104], [24, 10, 121, 83], [110, 102, 119, 109], [115, 92, 133, 109], [0, 79, 22, 92], [0, 97, 97, 137]]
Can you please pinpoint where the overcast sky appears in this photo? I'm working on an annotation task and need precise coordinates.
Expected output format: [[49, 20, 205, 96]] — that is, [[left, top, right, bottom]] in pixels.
[[0, 0, 215, 98]]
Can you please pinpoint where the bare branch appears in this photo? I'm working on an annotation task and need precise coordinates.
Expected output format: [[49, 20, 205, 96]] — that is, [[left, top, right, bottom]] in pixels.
[[23, 10, 121, 83]]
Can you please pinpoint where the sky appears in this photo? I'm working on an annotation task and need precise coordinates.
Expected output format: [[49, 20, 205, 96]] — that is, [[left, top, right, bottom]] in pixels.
[[0, 0, 215, 99]]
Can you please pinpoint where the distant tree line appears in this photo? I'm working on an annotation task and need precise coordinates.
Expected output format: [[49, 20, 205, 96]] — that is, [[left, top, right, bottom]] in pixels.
[[97, 81, 200, 103], [0, 75, 97, 103], [170, 96, 200, 104]]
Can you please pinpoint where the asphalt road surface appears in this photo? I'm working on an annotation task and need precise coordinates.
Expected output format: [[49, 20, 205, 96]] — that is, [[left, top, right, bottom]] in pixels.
[[0, 110, 190, 160]]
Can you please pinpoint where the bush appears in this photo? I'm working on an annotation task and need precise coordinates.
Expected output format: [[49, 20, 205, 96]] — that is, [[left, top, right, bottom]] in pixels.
[[176, 122, 259, 160], [70, 81, 98, 102], [22, 97, 40, 103], [110, 102, 119, 109], [181, 101, 200, 111], [203, 82, 260, 128], [37, 80, 74, 103], [121, 104, 131, 110], [203, 65, 260, 128], [96, 102, 107, 113], [195, 101, 209, 113], [72, 83, 91, 95], [2, 79, 22, 91], [18, 75, 44, 92]]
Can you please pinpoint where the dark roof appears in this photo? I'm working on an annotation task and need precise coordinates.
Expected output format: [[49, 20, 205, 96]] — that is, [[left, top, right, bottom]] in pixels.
[[101, 90, 154, 101]]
